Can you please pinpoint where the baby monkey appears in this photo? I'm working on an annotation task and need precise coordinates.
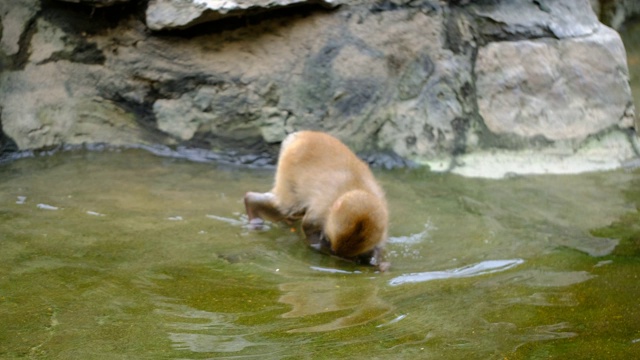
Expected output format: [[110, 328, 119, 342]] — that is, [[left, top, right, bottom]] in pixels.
[[244, 131, 389, 270]]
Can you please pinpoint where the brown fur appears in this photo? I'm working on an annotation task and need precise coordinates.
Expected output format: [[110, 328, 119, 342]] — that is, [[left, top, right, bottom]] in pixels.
[[244, 131, 389, 268]]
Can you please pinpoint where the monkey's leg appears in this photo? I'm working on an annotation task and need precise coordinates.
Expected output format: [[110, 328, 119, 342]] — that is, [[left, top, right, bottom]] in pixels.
[[244, 192, 286, 227]]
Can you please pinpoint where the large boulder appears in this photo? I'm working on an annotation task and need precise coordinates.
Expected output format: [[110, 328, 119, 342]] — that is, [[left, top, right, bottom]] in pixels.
[[475, 25, 633, 141]]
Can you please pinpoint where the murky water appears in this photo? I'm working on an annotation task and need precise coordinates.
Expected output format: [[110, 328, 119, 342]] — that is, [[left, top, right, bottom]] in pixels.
[[1, 148, 639, 359]]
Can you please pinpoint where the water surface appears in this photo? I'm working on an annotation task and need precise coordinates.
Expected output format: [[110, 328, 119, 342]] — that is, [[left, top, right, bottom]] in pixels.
[[1, 149, 639, 359]]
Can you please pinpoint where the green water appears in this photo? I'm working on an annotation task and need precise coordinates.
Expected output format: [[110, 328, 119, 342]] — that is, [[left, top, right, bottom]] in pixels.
[[1, 149, 639, 359]]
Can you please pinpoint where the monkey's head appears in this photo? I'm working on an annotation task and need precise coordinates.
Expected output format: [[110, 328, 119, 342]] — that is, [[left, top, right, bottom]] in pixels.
[[325, 189, 388, 259]]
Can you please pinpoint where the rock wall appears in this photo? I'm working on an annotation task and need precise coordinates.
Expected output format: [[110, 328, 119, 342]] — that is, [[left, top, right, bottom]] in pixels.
[[0, 0, 637, 177]]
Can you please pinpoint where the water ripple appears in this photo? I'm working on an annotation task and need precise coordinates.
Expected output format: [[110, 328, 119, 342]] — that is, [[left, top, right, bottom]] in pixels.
[[389, 259, 525, 286], [37, 203, 59, 210]]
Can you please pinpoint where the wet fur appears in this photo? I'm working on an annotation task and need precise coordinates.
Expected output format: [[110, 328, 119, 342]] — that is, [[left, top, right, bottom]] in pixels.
[[244, 131, 389, 268]]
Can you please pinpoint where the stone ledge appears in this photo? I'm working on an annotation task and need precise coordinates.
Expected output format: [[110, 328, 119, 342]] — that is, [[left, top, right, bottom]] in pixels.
[[424, 130, 640, 179], [145, 0, 338, 31]]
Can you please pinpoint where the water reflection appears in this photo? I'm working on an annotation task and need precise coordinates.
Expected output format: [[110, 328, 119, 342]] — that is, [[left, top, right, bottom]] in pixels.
[[497, 292, 579, 307], [161, 300, 262, 353], [136, 271, 277, 356], [279, 278, 392, 333], [476, 269, 595, 288]]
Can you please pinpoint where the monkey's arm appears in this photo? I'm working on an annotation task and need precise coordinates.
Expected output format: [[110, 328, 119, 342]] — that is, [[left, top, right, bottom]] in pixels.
[[244, 192, 286, 226], [361, 246, 390, 272]]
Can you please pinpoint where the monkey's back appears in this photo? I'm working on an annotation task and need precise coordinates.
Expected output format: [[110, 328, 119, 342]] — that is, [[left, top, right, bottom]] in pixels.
[[271, 131, 385, 223]]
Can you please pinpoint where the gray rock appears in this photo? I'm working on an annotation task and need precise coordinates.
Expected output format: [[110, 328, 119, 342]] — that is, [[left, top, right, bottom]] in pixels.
[[0, 62, 156, 149], [0, 0, 40, 57], [476, 24, 634, 141], [472, 0, 600, 40]]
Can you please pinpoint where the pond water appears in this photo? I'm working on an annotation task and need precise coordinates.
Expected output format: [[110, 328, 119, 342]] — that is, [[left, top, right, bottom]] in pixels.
[[1, 148, 639, 359]]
